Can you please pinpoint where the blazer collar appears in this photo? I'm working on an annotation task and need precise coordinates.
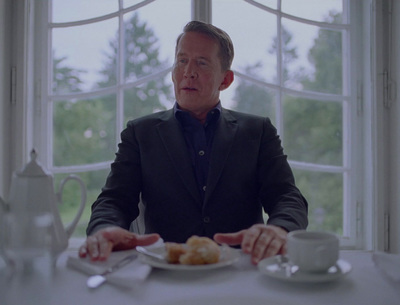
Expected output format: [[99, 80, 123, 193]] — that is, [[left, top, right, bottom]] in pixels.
[[156, 110, 201, 205], [204, 109, 238, 205]]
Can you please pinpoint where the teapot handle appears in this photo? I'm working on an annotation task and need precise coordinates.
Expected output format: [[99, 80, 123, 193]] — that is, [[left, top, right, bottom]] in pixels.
[[58, 174, 87, 237]]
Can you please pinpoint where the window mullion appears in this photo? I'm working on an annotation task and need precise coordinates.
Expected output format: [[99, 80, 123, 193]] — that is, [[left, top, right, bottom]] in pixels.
[[276, 0, 284, 137], [116, 4, 125, 140], [192, 0, 212, 23]]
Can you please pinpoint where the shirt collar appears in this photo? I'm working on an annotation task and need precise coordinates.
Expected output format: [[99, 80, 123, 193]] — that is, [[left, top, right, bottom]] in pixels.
[[174, 102, 221, 127]]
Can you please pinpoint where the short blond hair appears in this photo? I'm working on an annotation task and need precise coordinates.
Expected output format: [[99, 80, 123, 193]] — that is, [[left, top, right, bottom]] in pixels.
[[175, 21, 234, 71]]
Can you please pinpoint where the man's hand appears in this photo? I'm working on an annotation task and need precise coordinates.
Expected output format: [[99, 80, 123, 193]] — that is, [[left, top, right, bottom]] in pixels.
[[214, 224, 287, 265], [78, 226, 160, 261]]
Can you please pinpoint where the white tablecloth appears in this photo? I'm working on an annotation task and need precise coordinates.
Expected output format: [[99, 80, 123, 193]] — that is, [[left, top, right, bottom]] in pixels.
[[1, 250, 399, 305]]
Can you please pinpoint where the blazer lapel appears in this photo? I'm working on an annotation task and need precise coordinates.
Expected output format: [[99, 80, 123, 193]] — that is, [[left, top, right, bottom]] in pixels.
[[204, 109, 238, 205], [156, 111, 202, 205]]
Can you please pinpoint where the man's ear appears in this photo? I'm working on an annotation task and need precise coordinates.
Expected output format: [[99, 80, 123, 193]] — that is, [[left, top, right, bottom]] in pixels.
[[219, 70, 234, 91]]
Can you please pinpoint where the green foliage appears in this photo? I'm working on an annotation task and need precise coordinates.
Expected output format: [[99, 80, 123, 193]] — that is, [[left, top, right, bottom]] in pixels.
[[53, 12, 172, 168], [269, 26, 299, 83], [52, 55, 84, 94], [301, 13, 343, 94], [52, 13, 173, 236], [97, 12, 173, 123], [53, 96, 117, 166], [232, 11, 344, 233], [293, 169, 343, 234], [283, 96, 342, 165], [233, 63, 275, 120]]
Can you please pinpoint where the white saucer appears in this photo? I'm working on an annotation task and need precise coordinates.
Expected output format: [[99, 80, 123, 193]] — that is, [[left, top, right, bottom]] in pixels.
[[258, 255, 352, 283]]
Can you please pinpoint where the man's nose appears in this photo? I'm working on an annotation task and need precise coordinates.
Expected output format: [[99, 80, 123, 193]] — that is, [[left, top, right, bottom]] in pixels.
[[184, 62, 198, 78]]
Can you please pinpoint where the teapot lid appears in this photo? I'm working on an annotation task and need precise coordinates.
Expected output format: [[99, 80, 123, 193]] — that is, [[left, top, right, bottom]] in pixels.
[[17, 149, 50, 177]]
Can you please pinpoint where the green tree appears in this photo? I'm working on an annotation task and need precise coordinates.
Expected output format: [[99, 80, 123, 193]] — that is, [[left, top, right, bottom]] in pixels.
[[233, 11, 344, 233], [233, 63, 274, 119], [269, 26, 298, 83], [98, 12, 173, 121], [52, 13, 172, 236], [283, 11, 343, 165], [53, 12, 172, 166], [52, 54, 84, 94], [301, 12, 343, 94], [284, 11, 344, 233]]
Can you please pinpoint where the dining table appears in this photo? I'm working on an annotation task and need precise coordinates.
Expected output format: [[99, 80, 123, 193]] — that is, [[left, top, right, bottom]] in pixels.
[[0, 246, 399, 305]]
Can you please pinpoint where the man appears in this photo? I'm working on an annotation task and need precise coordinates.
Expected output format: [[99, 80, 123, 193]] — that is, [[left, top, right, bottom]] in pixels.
[[79, 21, 308, 265]]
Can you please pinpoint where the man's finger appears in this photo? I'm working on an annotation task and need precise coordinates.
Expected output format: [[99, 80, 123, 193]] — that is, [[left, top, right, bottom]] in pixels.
[[136, 233, 160, 246], [78, 241, 88, 258], [113, 233, 160, 251], [213, 231, 245, 245], [86, 235, 101, 260], [97, 235, 113, 260]]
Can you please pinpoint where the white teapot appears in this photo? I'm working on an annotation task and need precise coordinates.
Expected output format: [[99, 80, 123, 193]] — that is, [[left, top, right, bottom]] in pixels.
[[1, 149, 86, 259]]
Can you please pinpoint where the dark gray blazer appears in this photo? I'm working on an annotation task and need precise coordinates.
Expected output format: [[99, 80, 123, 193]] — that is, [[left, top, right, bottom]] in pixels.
[[87, 108, 308, 242]]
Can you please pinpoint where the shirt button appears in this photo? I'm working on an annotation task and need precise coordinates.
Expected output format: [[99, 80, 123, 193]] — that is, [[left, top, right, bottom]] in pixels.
[[202, 185, 207, 191], [203, 216, 211, 223], [198, 150, 205, 156]]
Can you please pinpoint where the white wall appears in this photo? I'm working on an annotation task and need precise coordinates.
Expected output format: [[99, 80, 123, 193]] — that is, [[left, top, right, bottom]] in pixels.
[[0, 0, 12, 199]]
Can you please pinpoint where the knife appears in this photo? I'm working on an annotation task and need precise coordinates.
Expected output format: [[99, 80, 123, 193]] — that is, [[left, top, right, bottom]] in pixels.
[[86, 253, 138, 289], [135, 246, 166, 261]]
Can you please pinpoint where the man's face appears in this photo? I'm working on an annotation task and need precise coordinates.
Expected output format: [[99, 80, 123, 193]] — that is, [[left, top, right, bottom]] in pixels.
[[172, 32, 233, 116]]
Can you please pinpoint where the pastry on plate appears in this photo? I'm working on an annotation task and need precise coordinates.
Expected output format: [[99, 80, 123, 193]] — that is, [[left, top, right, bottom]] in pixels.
[[165, 236, 220, 265]]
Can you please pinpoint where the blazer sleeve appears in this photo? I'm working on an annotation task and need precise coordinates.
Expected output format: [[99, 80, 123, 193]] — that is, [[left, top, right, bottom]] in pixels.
[[257, 117, 308, 232], [86, 122, 141, 235]]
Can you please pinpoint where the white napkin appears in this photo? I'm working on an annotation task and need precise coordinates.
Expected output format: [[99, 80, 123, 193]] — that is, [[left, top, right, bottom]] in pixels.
[[66, 249, 152, 288], [372, 251, 400, 283]]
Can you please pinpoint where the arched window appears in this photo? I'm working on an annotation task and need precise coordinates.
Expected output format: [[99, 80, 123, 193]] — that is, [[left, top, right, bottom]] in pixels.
[[31, 0, 366, 249]]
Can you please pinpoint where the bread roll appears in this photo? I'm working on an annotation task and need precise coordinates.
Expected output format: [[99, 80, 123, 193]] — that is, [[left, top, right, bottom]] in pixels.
[[165, 236, 220, 265]]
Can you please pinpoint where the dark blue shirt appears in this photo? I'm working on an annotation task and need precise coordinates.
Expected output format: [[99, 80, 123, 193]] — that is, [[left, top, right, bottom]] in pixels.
[[174, 102, 221, 201]]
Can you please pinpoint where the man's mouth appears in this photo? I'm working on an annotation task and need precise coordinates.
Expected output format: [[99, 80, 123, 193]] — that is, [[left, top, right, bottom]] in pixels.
[[182, 87, 197, 91]]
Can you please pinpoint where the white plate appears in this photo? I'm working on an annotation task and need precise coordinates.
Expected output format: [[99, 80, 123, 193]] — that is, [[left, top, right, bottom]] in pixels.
[[258, 255, 352, 283], [138, 245, 241, 271]]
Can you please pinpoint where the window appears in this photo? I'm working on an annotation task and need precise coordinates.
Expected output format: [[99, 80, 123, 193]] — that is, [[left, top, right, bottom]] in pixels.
[[213, 1, 354, 245], [37, 0, 190, 236], [33, 0, 363, 247]]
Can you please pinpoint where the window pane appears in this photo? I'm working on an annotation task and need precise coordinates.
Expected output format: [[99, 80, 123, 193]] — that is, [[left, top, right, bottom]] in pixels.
[[231, 76, 276, 123], [250, 0, 277, 10], [122, 11, 171, 82], [283, 95, 342, 165], [125, 0, 190, 73], [52, 0, 118, 23], [213, 1, 277, 84], [52, 18, 119, 93], [53, 95, 117, 166], [55, 169, 110, 237], [293, 169, 343, 235], [282, 0, 343, 23], [282, 17, 343, 94], [124, 0, 146, 8], [123, 76, 174, 123]]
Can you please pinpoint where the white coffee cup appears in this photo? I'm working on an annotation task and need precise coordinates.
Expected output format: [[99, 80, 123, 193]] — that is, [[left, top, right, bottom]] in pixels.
[[287, 230, 339, 273]]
